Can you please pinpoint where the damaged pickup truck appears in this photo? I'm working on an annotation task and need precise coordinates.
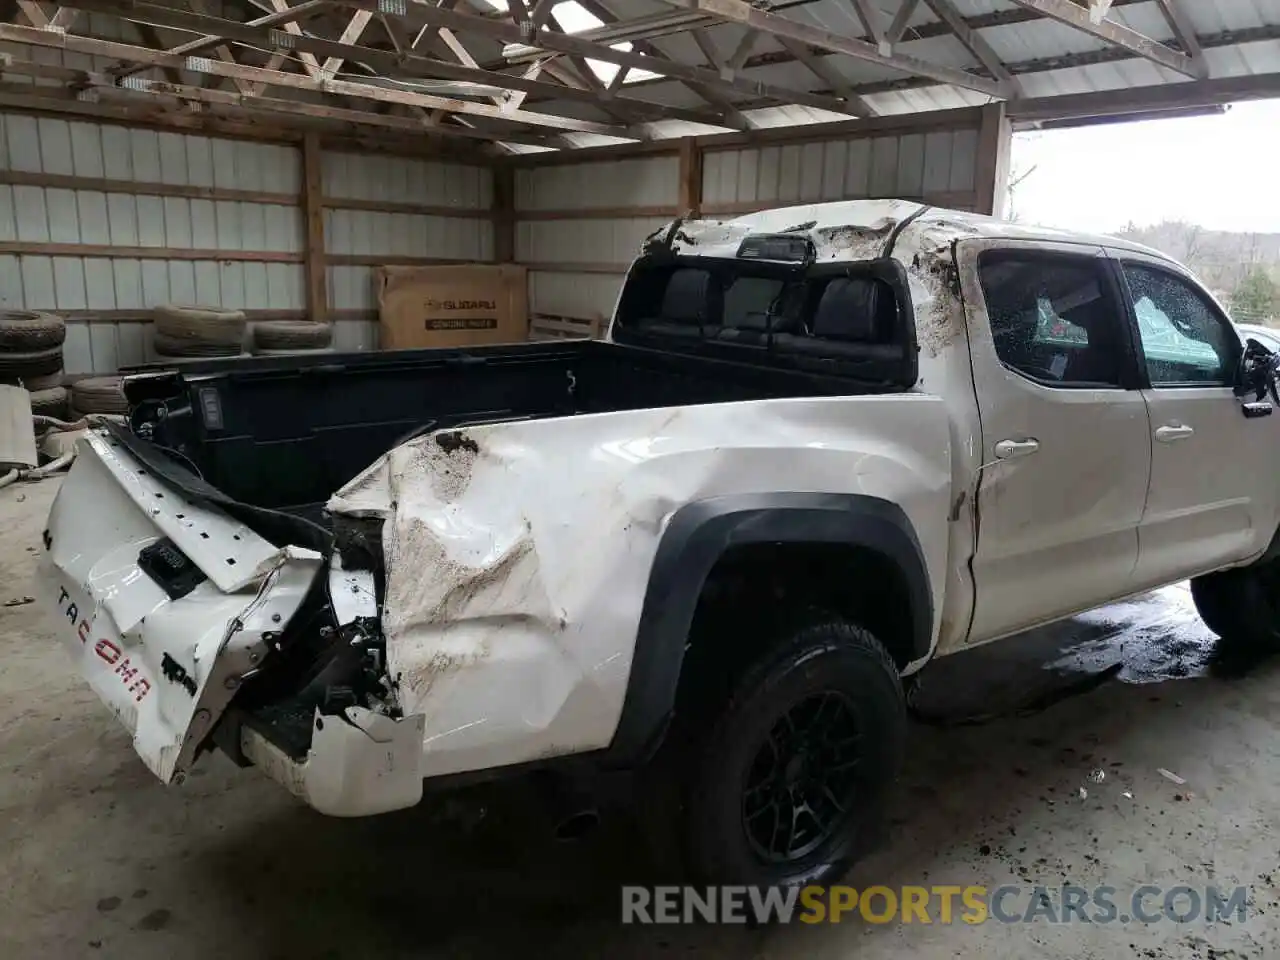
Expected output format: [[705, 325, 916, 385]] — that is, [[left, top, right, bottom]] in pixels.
[[40, 199, 1280, 889]]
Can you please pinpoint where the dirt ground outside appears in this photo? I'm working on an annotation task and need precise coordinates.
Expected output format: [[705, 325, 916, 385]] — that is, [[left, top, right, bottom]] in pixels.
[[2, 477, 1278, 959]]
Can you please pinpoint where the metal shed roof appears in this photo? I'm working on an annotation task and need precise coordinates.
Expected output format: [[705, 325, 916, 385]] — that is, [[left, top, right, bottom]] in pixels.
[[0, 0, 1274, 155]]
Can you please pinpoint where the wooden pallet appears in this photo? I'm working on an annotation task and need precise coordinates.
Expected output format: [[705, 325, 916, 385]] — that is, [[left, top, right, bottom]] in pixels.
[[528, 313, 604, 341]]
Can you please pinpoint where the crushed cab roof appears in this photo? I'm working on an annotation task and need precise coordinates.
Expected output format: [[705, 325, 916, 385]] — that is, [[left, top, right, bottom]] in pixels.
[[668, 199, 1176, 266]]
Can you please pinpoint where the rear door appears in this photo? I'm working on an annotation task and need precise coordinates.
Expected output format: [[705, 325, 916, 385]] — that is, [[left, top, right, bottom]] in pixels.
[[1112, 250, 1280, 585], [957, 239, 1152, 642]]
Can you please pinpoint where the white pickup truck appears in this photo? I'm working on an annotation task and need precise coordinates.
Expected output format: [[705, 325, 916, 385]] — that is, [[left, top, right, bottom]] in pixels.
[[40, 199, 1280, 890]]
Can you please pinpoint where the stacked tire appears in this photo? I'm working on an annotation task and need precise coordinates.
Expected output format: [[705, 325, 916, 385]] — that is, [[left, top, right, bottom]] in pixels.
[[0, 310, 68, 417], [251, 320, 334, 356], [69, 376, 128, 421], [152, 304, 247, 361]]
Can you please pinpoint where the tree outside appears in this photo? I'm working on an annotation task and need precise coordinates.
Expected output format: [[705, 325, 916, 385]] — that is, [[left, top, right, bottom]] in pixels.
[[1231, 269, 1280, 325]]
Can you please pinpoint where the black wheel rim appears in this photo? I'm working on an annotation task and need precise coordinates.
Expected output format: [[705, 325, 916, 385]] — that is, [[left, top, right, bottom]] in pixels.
[[1259, 562, 1280, 620], [741, 691, 863, 864]]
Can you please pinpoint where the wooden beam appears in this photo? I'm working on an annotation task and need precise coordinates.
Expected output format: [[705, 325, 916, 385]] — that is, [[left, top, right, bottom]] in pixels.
[[0, 22, 631, 136], [1006, 0, 1205, 79], [726, 28, 758, 72], [0, 168, 298, 203], [923, 0, 1021, 95], [1153, 0, 1205, 65], [528, 0, 555, 31], [678, 136, 702, 218], [1005, 72, 1280, 124], [507, 103, 985, 166], [105, 77, 557, 146], [302, 132, 326, 323], [656, 0, 1012, 97], [320, 7, 373, 80], [328, 0, 861, 114], [133, 20, 185, 87], [515, 205, 680, 220], [0, 54, 554, 147], [886, 0, 924, 43], [974, 101, 1010, 216], [0, 241, 303, 261], [849, 0, 888, 50], [15, 0, 47, 26], [71, 0, 732, 128], [775, 35, 876, 116], [264, 0, 324, 79], [111, 0, 330, 78]]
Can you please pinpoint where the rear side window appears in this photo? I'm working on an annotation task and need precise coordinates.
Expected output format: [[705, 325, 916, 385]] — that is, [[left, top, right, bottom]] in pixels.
[[978, 251, 1127, 388]]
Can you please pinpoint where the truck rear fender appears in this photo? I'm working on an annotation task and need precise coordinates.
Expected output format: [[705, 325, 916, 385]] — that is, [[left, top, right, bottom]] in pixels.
[[606, 494, 933, 761]]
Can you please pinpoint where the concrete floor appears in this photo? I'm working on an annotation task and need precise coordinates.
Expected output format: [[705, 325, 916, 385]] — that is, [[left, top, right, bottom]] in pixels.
[[3, 478, 1280, 959]]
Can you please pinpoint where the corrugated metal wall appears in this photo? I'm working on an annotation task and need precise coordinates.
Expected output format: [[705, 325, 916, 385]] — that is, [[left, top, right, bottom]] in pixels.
[[323, 151, 493, 352], [0, 111, 304, 373], [0, 111, 496, 372], [515, 155, 678, 322], [700, 127, 981, 215]]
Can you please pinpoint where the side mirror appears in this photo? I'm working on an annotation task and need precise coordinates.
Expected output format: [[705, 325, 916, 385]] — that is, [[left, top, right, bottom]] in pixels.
[[1236, 338, 1280, 407]]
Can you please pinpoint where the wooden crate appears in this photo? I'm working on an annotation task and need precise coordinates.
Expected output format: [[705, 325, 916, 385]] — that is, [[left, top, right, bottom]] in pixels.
[[528, 313, 604, 341]]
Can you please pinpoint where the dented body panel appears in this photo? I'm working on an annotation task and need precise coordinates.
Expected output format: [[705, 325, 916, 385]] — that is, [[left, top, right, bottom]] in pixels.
[[40, 433, 322, 783], [327, 396, 951, 777]]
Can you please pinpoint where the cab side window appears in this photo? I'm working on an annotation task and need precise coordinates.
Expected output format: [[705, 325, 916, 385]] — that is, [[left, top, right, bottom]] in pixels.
[[1121, 263, 1237, 387], [977, 250, 1127, 388]]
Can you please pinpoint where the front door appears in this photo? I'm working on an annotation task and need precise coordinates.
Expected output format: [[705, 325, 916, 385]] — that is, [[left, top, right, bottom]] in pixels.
[[1114, 250, 1280, 586], [957, 239, 1152, 643]]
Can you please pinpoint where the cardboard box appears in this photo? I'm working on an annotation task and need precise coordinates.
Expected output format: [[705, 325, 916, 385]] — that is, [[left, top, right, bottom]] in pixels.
[[376, 264, 528, 350]]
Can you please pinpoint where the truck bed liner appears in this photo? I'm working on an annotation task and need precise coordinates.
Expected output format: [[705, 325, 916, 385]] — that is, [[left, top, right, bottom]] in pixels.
[[125, 339, 889, 514]]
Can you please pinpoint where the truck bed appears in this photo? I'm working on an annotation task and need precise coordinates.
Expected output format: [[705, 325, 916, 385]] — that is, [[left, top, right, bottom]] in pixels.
[[124, 339, 889, 514]]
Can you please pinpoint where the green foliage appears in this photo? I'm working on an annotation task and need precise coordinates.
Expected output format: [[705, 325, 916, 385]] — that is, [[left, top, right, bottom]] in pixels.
[[1231, 269, 1279, 323]]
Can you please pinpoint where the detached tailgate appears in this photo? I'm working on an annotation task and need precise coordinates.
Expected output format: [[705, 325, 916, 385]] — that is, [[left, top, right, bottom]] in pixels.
[[39, 430, 322, 783]]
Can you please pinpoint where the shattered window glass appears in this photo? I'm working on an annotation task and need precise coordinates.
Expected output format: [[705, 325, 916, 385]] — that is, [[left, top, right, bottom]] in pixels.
[[1122, 264, 1233, 386], [978, 251, 1125, 388]]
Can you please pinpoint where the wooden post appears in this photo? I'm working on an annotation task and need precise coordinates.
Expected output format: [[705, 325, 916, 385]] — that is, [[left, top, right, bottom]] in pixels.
[[302, 132, 328, 323], [492, 164, 515, 264], [678, 137, 702, 218], [974, 102, 1012, 218]]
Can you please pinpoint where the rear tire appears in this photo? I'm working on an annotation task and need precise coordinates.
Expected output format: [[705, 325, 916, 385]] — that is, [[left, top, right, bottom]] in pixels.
[[1191, 563, 1280, 653], [682, 621, 905, 888]]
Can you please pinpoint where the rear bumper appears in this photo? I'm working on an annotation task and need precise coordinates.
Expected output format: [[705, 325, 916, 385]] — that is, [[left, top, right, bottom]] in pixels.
[[41, 428, 431, 816], [240, 707, 427, 817], [40, 430, 321, 782]]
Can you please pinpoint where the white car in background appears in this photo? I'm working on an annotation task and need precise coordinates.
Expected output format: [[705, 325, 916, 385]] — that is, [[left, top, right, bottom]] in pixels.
[[1236, 322, 1280, 353]]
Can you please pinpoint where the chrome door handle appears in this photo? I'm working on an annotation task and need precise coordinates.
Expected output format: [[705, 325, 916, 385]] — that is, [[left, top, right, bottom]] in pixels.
[[1155, 424, 1195, 443], [994, 438, 1040, 460]]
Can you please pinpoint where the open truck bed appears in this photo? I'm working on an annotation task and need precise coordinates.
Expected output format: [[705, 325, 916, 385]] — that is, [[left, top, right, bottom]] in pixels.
[[122, 338, 889, 516]]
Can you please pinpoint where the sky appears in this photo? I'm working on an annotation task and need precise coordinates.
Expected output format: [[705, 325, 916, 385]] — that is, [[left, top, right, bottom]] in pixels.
[[1010, 98, 1280, 235]]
